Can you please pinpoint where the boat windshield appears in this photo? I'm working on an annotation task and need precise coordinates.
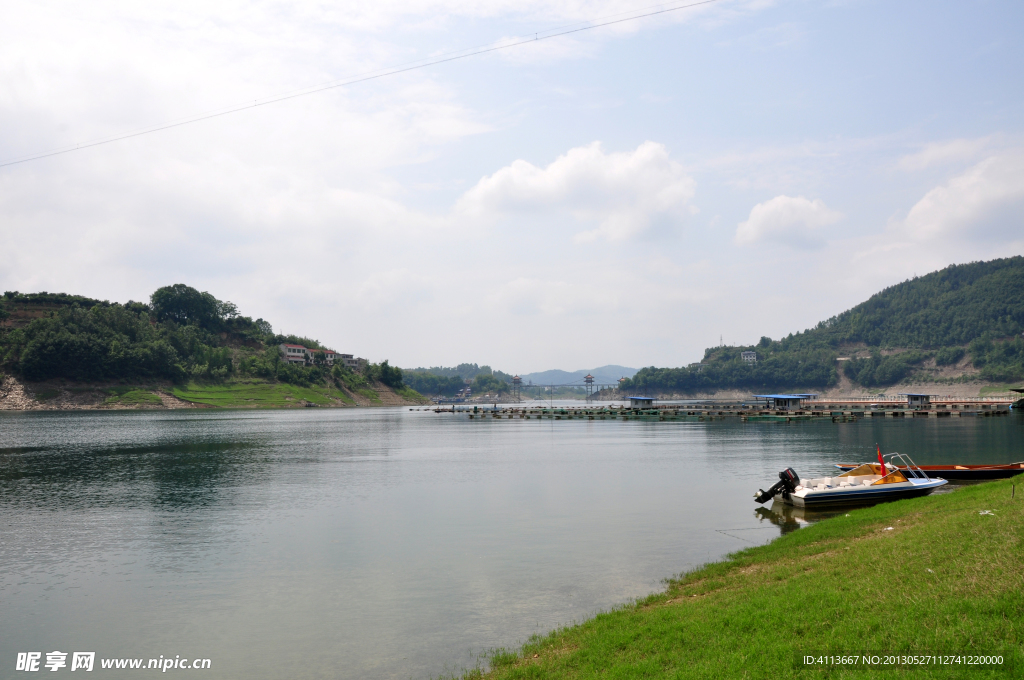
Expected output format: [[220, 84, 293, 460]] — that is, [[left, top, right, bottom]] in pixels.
[[838, 463, 883, 477], [871, 469, 909, 485]]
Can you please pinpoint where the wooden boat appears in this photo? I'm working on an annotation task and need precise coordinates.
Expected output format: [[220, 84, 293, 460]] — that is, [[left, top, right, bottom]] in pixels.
[[834, 461, 1024, 480], [755, 454, 947, 508]]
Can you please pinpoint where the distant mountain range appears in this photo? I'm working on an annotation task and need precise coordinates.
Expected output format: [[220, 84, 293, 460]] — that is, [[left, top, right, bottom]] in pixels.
[[518, 365, 638, 386]]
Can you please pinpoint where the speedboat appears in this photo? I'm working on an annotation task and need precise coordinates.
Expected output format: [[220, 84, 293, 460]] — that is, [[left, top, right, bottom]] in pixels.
[[754, 453, 947, 508], [833, 461, 1024, 480]]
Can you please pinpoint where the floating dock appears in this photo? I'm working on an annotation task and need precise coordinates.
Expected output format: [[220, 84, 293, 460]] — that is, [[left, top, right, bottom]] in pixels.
[[419, 398, 1012, 422], [460, 407, 727, 421]]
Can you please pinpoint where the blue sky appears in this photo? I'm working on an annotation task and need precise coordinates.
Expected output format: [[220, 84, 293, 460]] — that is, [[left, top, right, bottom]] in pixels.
[[1, 0, 1023, 372]]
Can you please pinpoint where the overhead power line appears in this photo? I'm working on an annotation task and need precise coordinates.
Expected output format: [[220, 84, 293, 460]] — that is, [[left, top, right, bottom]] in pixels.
[[0, 0, 719, 169]]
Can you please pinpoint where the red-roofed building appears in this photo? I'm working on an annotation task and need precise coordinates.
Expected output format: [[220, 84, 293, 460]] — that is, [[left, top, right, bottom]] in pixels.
[[278, 344, 339, 366]]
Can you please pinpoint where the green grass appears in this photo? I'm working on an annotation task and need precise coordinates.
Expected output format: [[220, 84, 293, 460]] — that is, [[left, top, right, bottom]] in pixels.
[[979, 385, 1021, 397], [355, 387, 382, 404], [32, 388, 60, 401], [173, 380, 355, 408], [473, 477, 1024, 679], [396, 385, 428, 403], [336, 370, 370, 390], [103, 388, 162, 406], [329, 370, 382, 403]]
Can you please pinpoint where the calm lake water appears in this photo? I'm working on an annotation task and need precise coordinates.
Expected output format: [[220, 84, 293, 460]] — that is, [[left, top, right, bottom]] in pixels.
[[2, 405, 1022, 679]]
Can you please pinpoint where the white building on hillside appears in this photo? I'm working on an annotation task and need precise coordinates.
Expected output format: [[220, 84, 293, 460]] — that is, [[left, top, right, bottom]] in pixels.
[[278, 344, 340, 366], [339, 354, 367, 370], [280, 343, 308, 364]]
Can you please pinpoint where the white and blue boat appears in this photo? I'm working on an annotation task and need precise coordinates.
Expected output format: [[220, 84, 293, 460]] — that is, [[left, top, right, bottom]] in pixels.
[[754, 453, 947, 508]]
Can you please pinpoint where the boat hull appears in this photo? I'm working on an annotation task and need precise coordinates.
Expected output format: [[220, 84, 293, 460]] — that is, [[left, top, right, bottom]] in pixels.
[[777, 479, 946, 508], [834, 462, 1024, 480]]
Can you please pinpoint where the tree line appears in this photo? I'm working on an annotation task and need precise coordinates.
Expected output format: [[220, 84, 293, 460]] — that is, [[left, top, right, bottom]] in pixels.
[[0, 284, 405, 391], [403, 365, 513, 396]]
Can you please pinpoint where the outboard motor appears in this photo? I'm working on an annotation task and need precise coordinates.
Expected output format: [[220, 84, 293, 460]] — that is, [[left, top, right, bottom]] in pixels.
[[754, 467, 801, 504]]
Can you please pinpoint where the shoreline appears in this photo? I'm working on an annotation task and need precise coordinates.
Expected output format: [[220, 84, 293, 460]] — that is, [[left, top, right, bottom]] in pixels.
[[592, 381, 1020, 402], [0, 375, 427, 410], [472, 476, 1024, 678]]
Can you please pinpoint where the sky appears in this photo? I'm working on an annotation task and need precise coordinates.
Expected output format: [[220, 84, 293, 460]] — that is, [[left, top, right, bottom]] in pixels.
[[2, 0, 1023, 373]]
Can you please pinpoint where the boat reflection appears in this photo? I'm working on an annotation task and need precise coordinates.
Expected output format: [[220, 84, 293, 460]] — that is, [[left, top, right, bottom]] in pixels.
[[754, 501, 848, 536]]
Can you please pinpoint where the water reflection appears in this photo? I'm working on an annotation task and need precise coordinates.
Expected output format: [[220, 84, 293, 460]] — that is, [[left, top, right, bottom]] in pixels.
[[0, 438, 274, 511], [831, 414, 1024, 465], [755, 502, 848, 536]]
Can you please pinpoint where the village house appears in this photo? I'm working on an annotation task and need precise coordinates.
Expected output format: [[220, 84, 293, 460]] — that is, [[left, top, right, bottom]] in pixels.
[[338, 353, 366, 370], [278, 344, 341, 366], [280, 343, 308, 365]]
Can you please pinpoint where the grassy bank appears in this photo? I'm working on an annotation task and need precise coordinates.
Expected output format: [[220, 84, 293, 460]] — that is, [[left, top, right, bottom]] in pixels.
[[333, 370, 382, 404], [173, 380, 356, 407], [474, 477, 1024, 679], [395, 385, 427, 402], [103, 386, 163, 406], [9, 376, 427, 409], [978, 385, 1020, 398]]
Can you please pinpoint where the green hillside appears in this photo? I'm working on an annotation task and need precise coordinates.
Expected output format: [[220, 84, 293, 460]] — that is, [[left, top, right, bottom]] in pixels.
[[0, 285, 414, 403], [796, 256, 1024, 348], [623, 257, 1024, 392], [403, 363, 515, 397]]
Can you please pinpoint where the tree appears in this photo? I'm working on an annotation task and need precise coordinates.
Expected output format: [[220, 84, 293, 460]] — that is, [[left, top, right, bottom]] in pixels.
[[150, 284, 221, 328], [218, 301, 239, 320], [472, 373, 508, 395], [366, 360, 404, 388]]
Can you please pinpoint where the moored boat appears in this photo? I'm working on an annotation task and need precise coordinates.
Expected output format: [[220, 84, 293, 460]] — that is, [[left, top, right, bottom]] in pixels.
[[834, 461, 1024, 480], [755, 453, 947, 508]]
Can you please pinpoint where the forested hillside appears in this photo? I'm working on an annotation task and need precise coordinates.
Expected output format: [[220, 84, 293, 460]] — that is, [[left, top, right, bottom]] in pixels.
[[0, 284, 407, 396], [622, 257, 1024, 393], [403, 364, 513, 397]]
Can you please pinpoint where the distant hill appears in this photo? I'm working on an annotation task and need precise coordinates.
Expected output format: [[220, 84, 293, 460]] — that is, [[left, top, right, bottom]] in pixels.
[[793, 256, 1024, 349], [404, 363, 504, 380], [622, 257, 1024, 393], [0, 285, 415, 407], [519, 365, 638, 385], [401, 363, 637, 397]]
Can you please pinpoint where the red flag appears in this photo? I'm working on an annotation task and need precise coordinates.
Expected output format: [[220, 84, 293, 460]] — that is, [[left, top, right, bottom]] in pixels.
[[877, 444, 886, 475]]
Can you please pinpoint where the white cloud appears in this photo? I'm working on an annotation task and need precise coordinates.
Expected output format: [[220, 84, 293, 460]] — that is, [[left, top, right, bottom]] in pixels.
[[456, 141, 696, 242], [481, 34, 600, 65], [734, 195, 841, 247], [354, 269, 436, 312], [896, 137, 993, 172], [487, 276, 619, 317], [900, 152, 1024, 239]]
